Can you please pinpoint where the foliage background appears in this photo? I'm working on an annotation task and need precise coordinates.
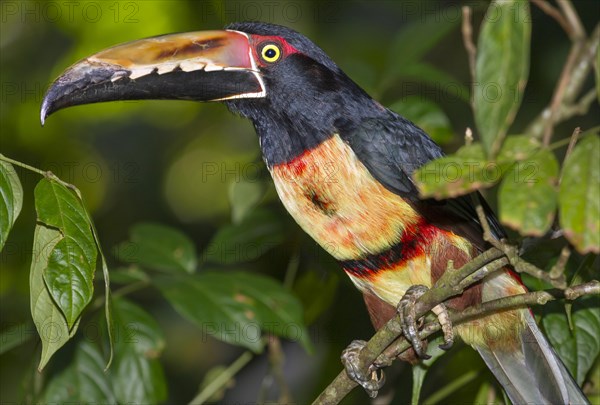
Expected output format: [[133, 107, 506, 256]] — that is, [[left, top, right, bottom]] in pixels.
[[1, 0, 598, 403]]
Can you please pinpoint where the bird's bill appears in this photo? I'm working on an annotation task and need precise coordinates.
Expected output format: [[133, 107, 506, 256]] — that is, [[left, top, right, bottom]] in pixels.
[[40, 30, 265, 124]]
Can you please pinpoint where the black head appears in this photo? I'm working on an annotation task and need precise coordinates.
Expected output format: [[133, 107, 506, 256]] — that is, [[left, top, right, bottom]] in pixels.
[[225, 22, 383, 165], [41, 22, 385, 166]]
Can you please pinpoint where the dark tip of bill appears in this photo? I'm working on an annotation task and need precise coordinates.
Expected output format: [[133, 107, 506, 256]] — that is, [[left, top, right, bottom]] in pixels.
[[40, 98, 50, 126]]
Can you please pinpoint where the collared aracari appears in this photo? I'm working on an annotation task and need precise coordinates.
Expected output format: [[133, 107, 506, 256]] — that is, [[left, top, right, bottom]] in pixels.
[[41, 22, 588, 404]]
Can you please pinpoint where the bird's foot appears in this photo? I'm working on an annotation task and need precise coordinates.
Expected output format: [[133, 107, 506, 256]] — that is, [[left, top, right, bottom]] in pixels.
[[397, 285, 454, 358], [341, 340, 386, 398]]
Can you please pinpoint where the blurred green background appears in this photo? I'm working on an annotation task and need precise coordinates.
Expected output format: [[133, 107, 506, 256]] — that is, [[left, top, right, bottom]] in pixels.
[[1, 0, 598, 403]]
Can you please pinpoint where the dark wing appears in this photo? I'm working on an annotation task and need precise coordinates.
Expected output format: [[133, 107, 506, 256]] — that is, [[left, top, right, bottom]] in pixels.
[[340, 115, 506, 250]]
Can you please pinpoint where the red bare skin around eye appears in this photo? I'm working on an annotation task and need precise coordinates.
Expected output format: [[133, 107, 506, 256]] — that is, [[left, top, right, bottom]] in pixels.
[[248, 35, 300, 66]]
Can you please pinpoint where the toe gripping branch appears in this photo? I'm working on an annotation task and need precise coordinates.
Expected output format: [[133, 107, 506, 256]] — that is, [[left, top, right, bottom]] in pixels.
[[398, 285, 454, 358], [341, 340, 386, 398], [341, 285, 454, 398]]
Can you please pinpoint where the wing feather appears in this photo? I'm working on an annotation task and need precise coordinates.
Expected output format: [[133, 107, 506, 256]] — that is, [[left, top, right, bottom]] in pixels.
[[341, 115, 505, 250]]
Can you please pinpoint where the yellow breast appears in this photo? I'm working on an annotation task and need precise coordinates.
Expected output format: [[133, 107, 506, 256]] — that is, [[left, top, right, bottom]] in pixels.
[[270, 134, 421, 261]]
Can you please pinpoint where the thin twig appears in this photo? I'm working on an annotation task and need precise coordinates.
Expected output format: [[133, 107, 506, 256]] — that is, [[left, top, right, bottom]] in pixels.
[[513, 259, 567, 288], [549, 246, 572, 280], [471, 192, 567, 288], [266, 336, 292, 403], [474, 203, 504, 250], [549, 125, 600, 151], [461, 6, 477, 82], [557, 0, 586, 40], [189, 351, 254, 405], [542, 40, 584, 146], [559, 127, 581, 184], [563, 25, 599, 103], [528, 24, 599, 140], [531, 0, 571, 37], [0, 153, 80, 193], [559, 88, 598, 120]]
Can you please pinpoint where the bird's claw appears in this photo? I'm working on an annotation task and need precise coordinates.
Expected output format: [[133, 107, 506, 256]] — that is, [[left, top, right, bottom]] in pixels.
[[341, 340, 386, 398], [432, 302, 454, 351], [398, 285, 431, 359], [397, 285, 455, 358]]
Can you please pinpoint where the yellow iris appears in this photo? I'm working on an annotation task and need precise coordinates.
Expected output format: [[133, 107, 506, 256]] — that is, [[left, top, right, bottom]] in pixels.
[[261, 44, 281, 63]]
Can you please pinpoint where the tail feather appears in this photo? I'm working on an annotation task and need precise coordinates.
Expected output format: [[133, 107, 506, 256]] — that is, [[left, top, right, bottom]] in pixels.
[[476, 311, 589, 404]]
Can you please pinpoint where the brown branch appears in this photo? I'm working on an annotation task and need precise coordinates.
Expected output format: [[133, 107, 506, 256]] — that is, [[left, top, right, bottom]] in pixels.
[[376, 280, 600, 370], [461, 6, 477, 83], [472, 191, 567, 289], [311, 248, 507, 405], [528, 23, 599, 140], [531, 0, 571, 37], [559, 89, 598, 120], [312, 280, 600, 405], [512, 258, 567, 288]]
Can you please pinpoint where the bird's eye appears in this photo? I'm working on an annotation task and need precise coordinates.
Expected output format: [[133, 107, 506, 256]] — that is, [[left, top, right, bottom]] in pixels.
[[260, 43, 281, 63]]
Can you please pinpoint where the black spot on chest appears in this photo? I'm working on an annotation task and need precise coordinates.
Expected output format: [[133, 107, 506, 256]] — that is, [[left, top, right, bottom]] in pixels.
[[306, 189, 337, 216]]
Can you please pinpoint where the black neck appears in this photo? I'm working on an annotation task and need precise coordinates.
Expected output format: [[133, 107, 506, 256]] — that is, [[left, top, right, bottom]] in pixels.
[[226, 54, 386, 167]]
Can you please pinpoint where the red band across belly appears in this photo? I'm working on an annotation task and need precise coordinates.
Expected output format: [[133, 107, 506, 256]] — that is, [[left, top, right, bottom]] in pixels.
[[340, 219, 438, 278]]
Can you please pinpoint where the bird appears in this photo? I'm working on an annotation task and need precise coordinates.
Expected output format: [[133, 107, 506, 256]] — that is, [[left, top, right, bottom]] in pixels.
[[41, 22, 588, 404]]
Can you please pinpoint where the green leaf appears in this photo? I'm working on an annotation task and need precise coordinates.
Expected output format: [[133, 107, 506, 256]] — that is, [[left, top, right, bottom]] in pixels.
[[422, 368, 480, 405], [559, 136, 600, 254], [203, 209, 285, 264], [496, 135, 541, 164], [114, 222, 197, 273], [388, 96, 454, 144], [229, 179, 267, 224], [587, 359, 600, 404], [0, 160, 23, 251], [293, 270, 339, 325], [109, 266, 150, 284], [197, 365, 234, 402], [0, 322, 34, 355], [399, 63, 470, 103], [474, 0, 531, 156], [111, 298, 165, 356], [473, 380, 502, 404], [382, 14, 459, 87], [110, 298, 167, 404], [113, 350, 167, 403], [411, 336, 448, 405], [30, 224, 80, 370], [42, 341, 115, 403], [543, 297, 600, 385], [414, 144, 499, 198], [34, 179, 97, 327], [155, 271, 310, 353], [499, 149, 559, 236]]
